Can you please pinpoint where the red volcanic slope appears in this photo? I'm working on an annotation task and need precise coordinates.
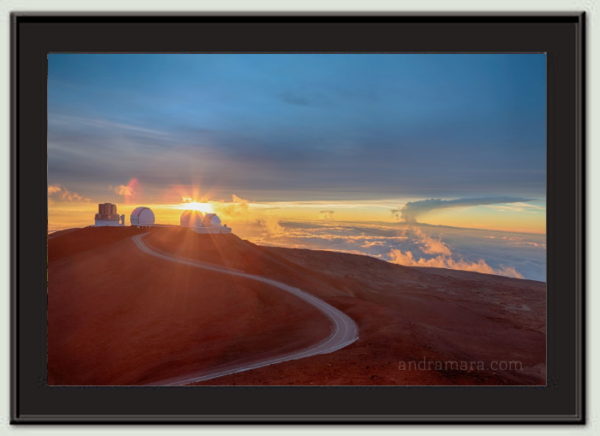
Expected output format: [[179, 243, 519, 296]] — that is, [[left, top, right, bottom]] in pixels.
[[49, 226, 546, 385], [48, 227, 330, 385]]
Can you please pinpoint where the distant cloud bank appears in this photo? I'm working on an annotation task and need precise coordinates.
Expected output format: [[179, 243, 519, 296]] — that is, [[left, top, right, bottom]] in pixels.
[[387, 226, 523, 278], [400, 197, 531, 223], [233, 219, 546, 281]]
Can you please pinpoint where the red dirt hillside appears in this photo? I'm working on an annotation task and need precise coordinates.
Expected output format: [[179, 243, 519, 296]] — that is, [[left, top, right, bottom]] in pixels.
[[202, 246, 545, 385], [48, 226, 546, 386], [48, 227, 330, 385]]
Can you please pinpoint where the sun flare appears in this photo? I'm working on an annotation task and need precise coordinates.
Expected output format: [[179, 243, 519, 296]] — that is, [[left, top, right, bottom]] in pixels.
[[176, 201, 214, 213]]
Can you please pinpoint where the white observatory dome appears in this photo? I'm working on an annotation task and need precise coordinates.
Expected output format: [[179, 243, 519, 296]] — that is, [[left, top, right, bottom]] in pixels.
[[130, 207, 155, 226], [180, 210, 230, 233], [180, 210, 205, 228], [203, 213, 222, 227]]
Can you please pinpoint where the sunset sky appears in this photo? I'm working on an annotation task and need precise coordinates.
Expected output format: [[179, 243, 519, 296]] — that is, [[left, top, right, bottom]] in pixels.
[[48, 54, 547, 280]]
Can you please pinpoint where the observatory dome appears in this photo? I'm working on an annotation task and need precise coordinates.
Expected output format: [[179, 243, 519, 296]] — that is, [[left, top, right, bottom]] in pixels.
[[130, 207, 155, 226], [180, 210, 205, 228], [203, 213, 222, 227], [180, 210, 231, 233]]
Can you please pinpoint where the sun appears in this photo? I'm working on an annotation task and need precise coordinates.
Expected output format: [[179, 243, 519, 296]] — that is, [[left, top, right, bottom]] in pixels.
[[177, 201, 214, 213]]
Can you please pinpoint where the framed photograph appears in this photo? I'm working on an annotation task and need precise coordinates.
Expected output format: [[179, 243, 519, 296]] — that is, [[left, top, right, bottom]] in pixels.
[[11, 13, 584, 423]]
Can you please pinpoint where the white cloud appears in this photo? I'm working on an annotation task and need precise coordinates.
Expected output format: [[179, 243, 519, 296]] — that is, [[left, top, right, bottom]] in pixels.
[[388, 248, 523, 278]]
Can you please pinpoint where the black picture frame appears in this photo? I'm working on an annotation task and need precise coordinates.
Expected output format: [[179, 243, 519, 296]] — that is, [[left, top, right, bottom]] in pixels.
[[11, 12, 585, 424]]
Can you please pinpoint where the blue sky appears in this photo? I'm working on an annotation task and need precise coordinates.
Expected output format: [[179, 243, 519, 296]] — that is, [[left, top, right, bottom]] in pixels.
[[48, 54, 547, 279], [48, 53, 546, 202]]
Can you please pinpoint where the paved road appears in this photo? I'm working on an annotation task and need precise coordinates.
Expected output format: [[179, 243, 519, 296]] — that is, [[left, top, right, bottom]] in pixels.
[[131, 233, 359, 386]]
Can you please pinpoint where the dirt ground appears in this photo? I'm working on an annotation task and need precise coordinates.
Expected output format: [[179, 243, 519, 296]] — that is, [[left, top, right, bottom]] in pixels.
[[48, 227, 330, 385], [48, 226, 546, 385]]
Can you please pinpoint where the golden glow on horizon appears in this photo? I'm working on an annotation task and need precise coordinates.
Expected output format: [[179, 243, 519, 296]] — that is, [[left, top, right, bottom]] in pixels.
[[417, 205, 546, 234], [174, 201, 214, 213], [47, 196, 546, 236]]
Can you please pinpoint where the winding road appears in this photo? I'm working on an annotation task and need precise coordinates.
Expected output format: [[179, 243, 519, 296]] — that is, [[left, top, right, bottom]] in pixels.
[[131, 233, 359, 386]]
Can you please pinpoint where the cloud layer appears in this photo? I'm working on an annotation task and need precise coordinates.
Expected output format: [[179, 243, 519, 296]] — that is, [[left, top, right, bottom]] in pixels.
[[112, 178, 140, 203], [226, 213, 546, 281], [400, 197, 531, 223], [387, 226, 523, 278]]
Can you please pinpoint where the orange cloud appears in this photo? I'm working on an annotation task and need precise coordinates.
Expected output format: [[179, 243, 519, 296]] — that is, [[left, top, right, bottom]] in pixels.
[[412, 227, 451, 256], [255, 216, 284, 236], [215, 194, 250, 217], [115, 185, 133, 197], [114, 178, 140, 203], [48, 185, 89, 202]]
